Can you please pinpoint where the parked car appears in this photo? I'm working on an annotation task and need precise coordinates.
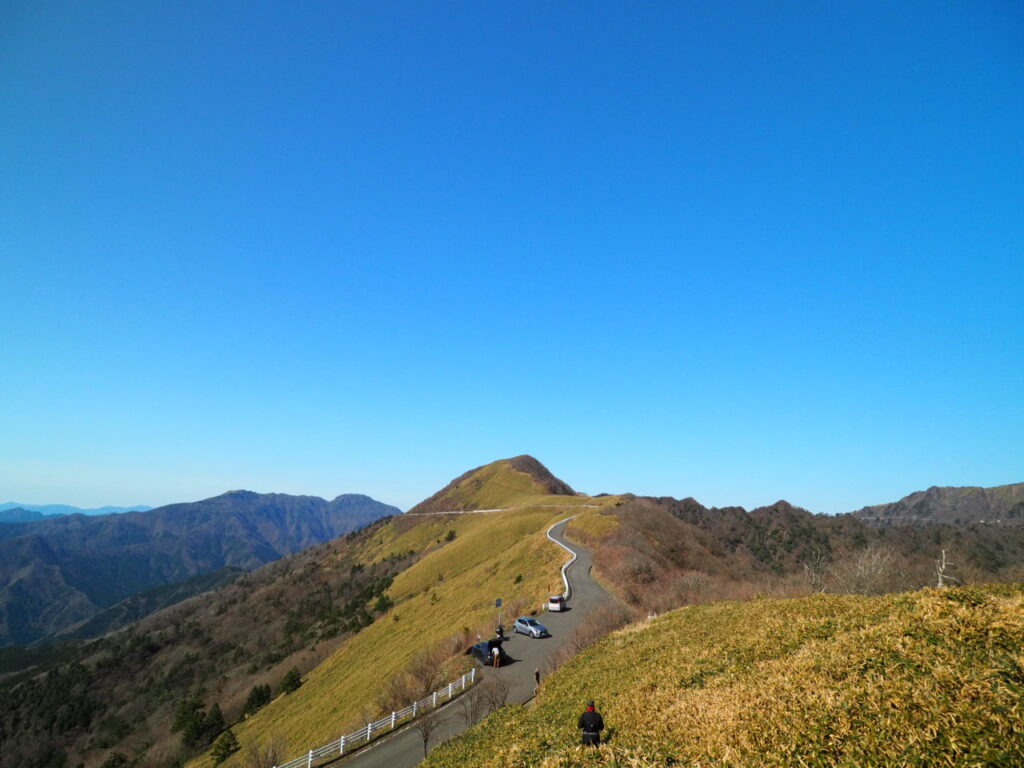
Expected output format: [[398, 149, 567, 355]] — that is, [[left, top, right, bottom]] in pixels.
[[547, 594, 567, 612], [513, 616, 550, 638], [467, 638, 509, 667]]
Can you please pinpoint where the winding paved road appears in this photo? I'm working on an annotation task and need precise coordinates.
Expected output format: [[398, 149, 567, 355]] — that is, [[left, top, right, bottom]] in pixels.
[[329, 517, 611, 768]]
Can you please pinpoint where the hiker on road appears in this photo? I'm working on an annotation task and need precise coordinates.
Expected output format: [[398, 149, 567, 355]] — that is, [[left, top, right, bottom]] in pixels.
[[578, 700, 604, 746]]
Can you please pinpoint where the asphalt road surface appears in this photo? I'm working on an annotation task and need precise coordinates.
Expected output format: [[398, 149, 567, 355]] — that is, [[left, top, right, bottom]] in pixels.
[[328, 517, 612, 768]]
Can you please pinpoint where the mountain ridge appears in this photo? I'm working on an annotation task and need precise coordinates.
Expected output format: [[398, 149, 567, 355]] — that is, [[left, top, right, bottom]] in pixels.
[[0, 502, 153, 518], [852, 481, 1024, 526], [0, 490, 398, 645]]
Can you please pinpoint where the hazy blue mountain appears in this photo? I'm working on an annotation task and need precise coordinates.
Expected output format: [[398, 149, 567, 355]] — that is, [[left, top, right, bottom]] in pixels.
[[0, 502, 153, 518], [0, 508, 46, 523], [0, 491, 398, 645]]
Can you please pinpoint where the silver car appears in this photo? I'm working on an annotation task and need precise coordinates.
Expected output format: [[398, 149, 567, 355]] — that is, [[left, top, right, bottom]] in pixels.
[[513, 616, 550, 638]]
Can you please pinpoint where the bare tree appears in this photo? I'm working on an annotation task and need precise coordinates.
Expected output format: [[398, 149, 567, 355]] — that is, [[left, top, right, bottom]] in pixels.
[[481, 675, 510, 712], [800, 548, 829, 593], [410, 709, 443, 758], [243, 735, 287, 768], [936, 549, 960, 588], [456, 681, 489, 727]]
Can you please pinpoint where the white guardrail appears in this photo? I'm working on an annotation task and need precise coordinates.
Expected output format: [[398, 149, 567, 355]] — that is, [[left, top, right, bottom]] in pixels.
[[273, 668, 476, 768], [546, 515, 578, 600]]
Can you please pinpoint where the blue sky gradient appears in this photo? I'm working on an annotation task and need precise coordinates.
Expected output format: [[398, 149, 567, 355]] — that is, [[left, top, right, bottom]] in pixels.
[[2, 2, 1022, 511]]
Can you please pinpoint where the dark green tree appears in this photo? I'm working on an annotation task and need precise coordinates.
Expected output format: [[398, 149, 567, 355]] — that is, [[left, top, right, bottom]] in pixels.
[[171, 693, 203, 734], [279, 666, 302, 694], [204, 703, 226, 739], [210, 729, 240, 765], [99, 753, 129, 768], [243, 684, 272, 716]]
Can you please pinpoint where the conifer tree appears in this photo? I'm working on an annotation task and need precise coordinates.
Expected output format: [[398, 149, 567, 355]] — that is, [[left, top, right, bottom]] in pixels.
[[279, 667, 302, 694], [211, 729, 240, 765]]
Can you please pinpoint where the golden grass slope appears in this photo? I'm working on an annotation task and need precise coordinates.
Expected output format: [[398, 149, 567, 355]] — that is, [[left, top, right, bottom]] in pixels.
[[423, 584, 1024, 767], [407, 456, 583, 514], [193, 500, 604, 767]]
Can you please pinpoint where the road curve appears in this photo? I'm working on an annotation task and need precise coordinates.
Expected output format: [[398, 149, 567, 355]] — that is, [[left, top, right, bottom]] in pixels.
[[327, 517, 611, 768]]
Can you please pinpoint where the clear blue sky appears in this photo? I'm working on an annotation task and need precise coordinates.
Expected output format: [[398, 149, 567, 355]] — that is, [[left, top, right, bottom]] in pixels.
[[2, 2, 1021, 513]]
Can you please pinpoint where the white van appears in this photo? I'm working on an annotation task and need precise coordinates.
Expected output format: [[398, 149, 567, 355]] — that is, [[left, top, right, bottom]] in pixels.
[[547, 594, 567, 612]]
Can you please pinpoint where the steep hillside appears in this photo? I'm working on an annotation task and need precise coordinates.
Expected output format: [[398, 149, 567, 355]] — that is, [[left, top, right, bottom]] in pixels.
[[189, 458, 597, 768], [0, 518, 412, 768], [408, 455, 578, 514], [425, 584, 1024, 767], [195, 504, 584, 768], [853, 482, 1024, 526], [0, 491, 398, 645], [0, 458, 595, 768]]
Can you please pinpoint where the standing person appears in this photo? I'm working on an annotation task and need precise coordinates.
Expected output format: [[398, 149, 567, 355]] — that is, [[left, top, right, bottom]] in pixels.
[[578, 700, 604, 746], [534, 668, 541, 695], [491, 644, 500, 667]]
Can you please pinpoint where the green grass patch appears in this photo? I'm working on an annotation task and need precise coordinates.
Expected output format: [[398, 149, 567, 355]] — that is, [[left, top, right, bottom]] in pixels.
[[423, 584, 1024, 767]]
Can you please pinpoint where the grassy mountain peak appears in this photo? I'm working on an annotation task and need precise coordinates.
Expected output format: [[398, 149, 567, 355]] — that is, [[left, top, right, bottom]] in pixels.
[[408, 455, 577, 514]]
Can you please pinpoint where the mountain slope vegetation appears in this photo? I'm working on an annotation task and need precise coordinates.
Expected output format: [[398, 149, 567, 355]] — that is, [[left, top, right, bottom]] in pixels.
[[0, 491, 397, 645], [567, 494, 1024, 614], [193, 474, 597, 767], [0, 457, 594, 768], [6, 459, 1022, 768], [424, 584, 1024, 767], [853, 481, 1024, 526], [0, 518, 411, 768]]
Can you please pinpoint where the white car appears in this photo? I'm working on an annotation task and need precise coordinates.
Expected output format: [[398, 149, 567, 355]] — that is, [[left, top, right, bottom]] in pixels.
[[547, 594, 567, 612], [513, 616, 550, 638]]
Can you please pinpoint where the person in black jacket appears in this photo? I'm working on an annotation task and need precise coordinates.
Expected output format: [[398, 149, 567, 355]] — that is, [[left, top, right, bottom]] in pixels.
[[577, 700, 604, 746]]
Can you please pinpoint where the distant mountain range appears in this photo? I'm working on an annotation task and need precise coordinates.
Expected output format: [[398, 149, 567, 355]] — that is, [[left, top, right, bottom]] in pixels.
[[0, 502, 154, 522], [0, 490, 398, 645], [2, 456, 1023, 768], [852, 482, 1024, 526]]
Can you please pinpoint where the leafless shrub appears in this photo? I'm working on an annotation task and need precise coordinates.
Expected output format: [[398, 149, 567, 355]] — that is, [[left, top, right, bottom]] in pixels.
[[570, 603, 636, 654], [829, 545, 897, 595], [407, 646, 448, 698], [481, 675, 511, 711], [243, 735, 287, 768], [456, 681, 489, 727], [377, 671, 417, 714], [507, 596, 531, 618]]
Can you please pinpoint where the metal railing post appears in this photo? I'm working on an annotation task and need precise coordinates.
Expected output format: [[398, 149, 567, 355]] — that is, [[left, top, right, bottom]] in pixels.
[[307, 749, 313, 768], [391, 711, 396, 729], [433, 691, 437, 707], [366, 722, 371, 741], [448, 682, 453, 698], [412, 700, 417, 716], [339, 735, 345, 755]]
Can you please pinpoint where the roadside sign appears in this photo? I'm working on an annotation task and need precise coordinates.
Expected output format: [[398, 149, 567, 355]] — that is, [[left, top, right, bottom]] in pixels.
[[495, 598, 502, 607]]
